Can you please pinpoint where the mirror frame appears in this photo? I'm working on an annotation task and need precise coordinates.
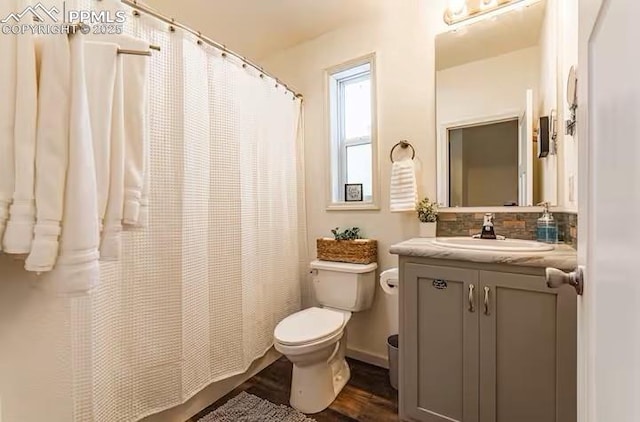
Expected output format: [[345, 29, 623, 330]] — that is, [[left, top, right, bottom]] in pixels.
[[437, 111, 523, 208]]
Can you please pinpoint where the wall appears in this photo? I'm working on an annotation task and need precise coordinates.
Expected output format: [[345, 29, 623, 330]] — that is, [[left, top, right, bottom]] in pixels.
[[537, 0, 559, 204], [436, 46, 541, 126], [262, 0, 446, 363], [537, 0, 579, 210], [558, 0, 579, 211]]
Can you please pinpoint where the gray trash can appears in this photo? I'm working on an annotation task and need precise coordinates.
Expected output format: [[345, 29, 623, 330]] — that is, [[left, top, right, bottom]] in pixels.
[[387, 334, 399, 390]]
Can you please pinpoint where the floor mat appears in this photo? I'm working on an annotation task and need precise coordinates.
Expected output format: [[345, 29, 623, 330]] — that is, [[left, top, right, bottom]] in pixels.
[[198, 392, 317, 422]]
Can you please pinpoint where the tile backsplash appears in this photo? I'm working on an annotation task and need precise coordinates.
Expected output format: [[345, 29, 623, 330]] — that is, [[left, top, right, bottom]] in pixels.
[[556, 212, 578, 247], [437, 211, 578, 248]]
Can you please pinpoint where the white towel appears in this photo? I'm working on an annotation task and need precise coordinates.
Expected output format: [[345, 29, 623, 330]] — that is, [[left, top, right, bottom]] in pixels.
[[84, 42, 118, 233], [3, 6, 38, 254], [101, 46, 126, 260], [0, 1, 17, 249], [390, 159, 418, 213], [45, 33, 100, 293], [119, 36, 150, 227], [87, 33, 151, 228], [25, 35, 71, 273]]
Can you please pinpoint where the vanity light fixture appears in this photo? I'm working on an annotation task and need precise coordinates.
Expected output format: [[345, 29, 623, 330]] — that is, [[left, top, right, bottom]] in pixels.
[[481, 0, 498, 9], [448, 0, 468, 17], [444, 0, 535, 26]]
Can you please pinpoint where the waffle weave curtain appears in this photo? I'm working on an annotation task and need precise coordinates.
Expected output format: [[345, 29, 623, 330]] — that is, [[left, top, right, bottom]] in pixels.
[[0, 2, 306, 421]]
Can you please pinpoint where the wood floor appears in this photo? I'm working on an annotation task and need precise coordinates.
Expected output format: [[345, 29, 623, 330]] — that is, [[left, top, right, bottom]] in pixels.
[[189, 357, 399, 421]]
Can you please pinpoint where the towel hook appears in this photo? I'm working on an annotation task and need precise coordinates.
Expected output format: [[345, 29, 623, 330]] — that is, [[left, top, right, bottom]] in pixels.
[[390, 140, 415, 163]]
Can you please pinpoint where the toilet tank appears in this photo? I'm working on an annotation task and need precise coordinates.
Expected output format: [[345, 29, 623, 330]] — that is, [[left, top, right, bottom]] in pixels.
[[310, 260, 378, 312]]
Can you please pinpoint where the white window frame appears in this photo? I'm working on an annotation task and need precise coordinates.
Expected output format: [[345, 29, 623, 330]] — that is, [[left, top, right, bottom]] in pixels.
[[326, 54, 379, 211]]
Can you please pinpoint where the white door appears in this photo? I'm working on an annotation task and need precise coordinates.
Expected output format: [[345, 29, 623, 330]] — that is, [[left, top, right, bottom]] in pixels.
[[579, 1, 640, 421], [518, 89, 534, 206]]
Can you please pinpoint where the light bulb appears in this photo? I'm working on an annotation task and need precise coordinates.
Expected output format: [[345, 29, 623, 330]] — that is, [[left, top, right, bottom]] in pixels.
[[448, 0, 467, 16], [481, 0, 498, 9]]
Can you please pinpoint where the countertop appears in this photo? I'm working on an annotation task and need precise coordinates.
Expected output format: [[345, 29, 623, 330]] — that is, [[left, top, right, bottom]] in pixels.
[[390, 238, 577, 271]]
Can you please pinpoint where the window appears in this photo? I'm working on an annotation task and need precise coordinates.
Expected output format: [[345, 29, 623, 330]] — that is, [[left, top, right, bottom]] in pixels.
[[328, 56, 377, 207]]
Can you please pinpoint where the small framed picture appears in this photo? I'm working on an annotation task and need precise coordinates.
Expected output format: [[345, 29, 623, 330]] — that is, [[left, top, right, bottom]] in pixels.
[[345, 183, 363, 202]]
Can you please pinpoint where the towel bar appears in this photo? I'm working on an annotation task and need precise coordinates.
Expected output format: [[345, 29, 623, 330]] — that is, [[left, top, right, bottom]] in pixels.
[[390, 140, 416, 163], [67, 23, 161, 56]]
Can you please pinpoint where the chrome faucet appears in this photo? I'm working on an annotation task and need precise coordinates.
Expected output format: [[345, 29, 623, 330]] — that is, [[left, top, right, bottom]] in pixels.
[[480, 213, 497, 240]]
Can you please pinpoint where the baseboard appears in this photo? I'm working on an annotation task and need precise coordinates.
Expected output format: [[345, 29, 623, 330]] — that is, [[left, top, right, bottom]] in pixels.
[[142, 348, 281, 422], [347, 347, 389, 369]]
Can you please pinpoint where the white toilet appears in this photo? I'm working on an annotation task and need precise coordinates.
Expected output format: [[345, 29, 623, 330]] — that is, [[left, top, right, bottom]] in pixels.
[[274, 259, 377, 414]]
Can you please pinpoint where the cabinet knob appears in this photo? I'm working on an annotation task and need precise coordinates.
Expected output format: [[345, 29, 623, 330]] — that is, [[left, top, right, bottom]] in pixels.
[[545, 267, 584, 295]]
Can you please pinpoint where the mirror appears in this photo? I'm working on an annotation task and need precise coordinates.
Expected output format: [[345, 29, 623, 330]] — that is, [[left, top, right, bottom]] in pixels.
[[435, 0, 558, 208], [566, 65, 577, 108]]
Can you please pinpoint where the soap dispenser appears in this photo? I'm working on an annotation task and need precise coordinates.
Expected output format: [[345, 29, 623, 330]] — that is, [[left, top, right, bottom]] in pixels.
[[536, 202, 558, 244]]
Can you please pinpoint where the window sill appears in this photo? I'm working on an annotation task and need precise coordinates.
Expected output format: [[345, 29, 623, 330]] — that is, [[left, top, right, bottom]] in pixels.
[[326, 203, 381, 212]]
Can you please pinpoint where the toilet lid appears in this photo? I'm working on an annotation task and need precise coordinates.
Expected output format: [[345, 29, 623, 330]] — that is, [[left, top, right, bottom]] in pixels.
[[274, 307, 346, 346]]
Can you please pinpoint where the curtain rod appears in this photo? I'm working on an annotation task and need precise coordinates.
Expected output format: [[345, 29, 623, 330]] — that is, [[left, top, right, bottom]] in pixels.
[[117, 0, 303, 100]]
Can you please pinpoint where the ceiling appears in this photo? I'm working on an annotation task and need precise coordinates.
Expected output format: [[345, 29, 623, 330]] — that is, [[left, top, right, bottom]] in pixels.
[[142, 0, 386, 60], [436, 0, 546, 70]]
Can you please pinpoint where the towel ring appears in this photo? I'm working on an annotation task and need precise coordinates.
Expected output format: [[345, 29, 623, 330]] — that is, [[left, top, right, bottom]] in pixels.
[[390, 141, 416, 163]]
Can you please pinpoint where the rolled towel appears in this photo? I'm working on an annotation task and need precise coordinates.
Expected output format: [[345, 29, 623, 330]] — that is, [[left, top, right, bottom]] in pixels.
[[87, 33, 151, 228], [120, 36, 150, 227], [0, 0, 17, 249], [25, 34, 71, 273], [84, 41, 118, 233], [45, 32, 100, 294], [3, 1, 38, 254], [101, 47, 125, 260], [390, 159, 418, 213]]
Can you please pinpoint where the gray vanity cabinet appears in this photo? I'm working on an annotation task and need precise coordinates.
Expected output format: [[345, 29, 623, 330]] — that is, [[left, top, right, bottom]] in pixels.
[[400, 260, 576, 422], [403, 264, 480, 422]]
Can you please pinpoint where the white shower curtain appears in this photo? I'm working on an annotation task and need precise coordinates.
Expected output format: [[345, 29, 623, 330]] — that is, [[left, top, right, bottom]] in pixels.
[[0, 3, 306, 422]]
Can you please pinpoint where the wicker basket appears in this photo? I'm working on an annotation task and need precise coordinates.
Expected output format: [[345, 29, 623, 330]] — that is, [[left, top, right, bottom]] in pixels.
[[316, 238, 377, 265]]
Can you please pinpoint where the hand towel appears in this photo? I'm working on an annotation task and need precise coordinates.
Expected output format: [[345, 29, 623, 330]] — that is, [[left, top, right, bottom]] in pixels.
[[119, 36, 150, 227], [0, 1, 17, 249], [24, 35, 71, 273], [101, 47, 126, 260], [84, 41, 118, 233], [390, 159, 419, 213], [89, 34, 151, 228], [3, 5, 38, 254], [45, 33, 100, 293]]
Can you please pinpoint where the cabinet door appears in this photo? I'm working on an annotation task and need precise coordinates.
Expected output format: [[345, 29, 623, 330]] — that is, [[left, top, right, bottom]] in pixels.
[[478, 271, 576, 422], [403, 264, 479, 422]]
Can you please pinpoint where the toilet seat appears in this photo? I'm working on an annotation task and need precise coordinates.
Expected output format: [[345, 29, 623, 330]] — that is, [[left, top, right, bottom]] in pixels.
[[274, 307, 348, 346]]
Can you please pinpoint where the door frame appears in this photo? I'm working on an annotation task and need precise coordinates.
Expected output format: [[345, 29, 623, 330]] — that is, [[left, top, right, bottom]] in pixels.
[[577, 1, 605, 422], [437, 110, 521, 207]]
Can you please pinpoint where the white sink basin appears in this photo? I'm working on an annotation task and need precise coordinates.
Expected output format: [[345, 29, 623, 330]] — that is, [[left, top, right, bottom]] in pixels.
[[433, 237, 554, 252]]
